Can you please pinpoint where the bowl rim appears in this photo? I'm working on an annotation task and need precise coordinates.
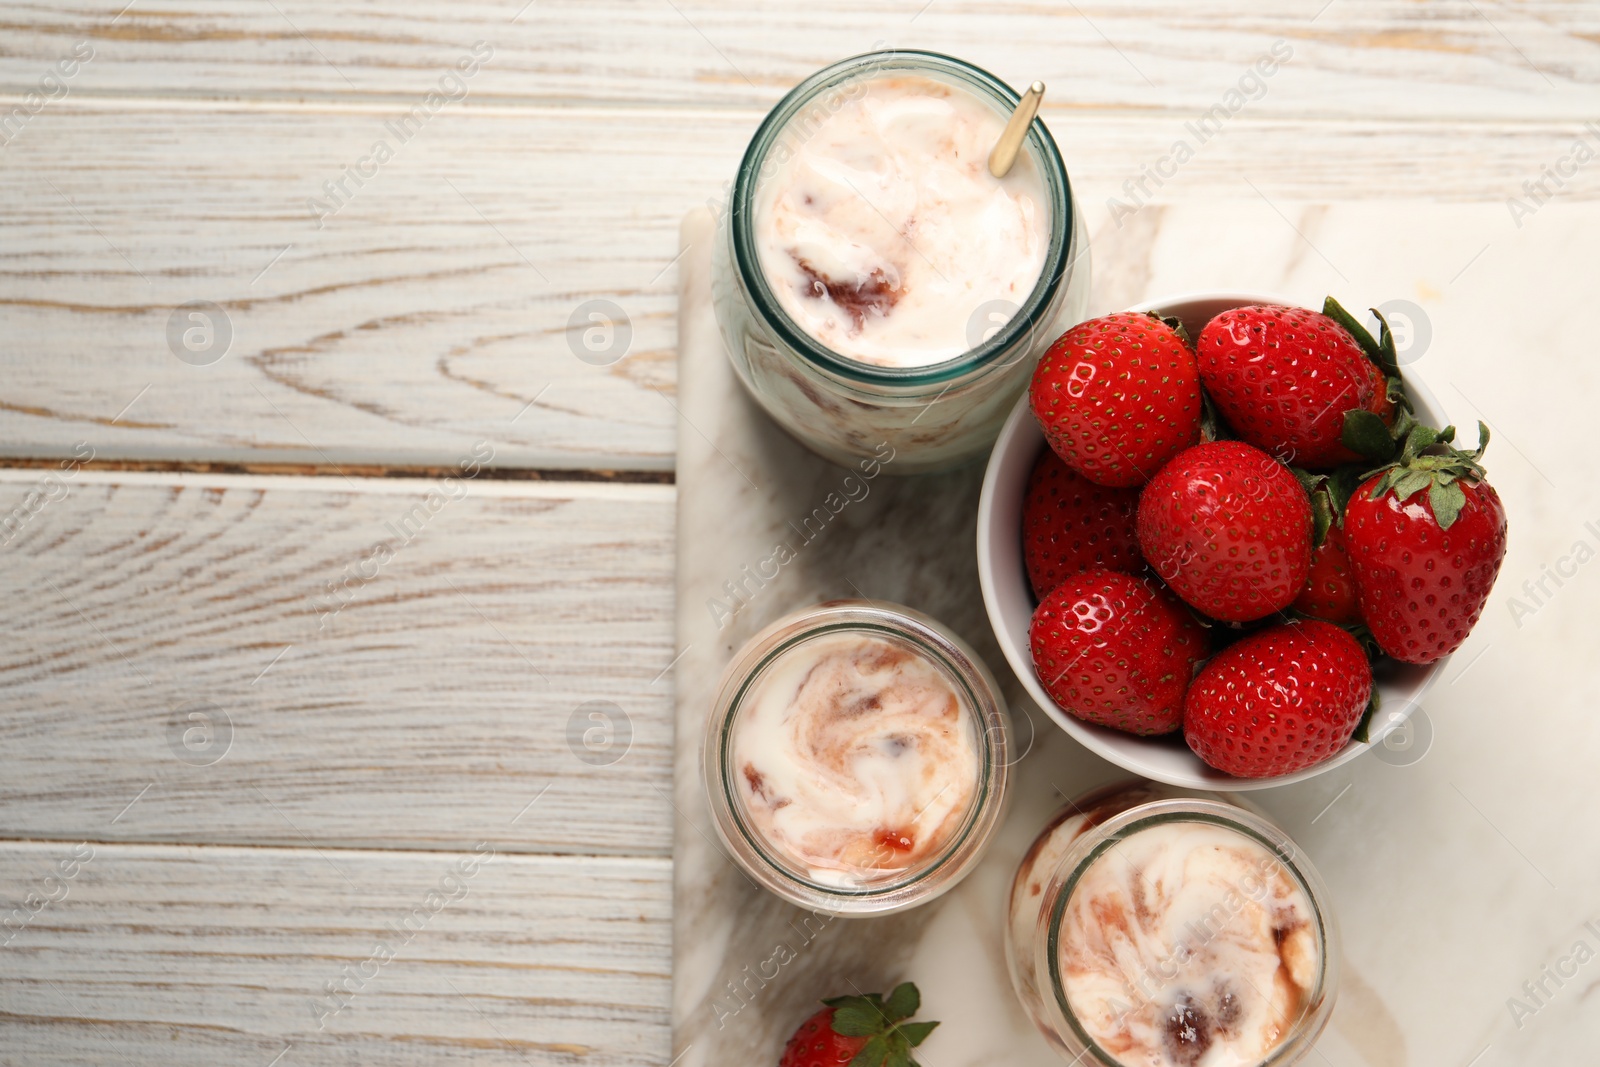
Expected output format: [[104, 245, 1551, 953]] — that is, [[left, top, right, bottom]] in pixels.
[[975, 289, 1450, 791]]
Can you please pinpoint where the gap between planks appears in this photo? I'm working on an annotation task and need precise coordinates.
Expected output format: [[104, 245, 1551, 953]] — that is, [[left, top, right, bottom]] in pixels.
[[0, 462, 676, 497], [0, 837, 674, 866], [3, 92, 1597, 132], [0, 457, 675, 486]]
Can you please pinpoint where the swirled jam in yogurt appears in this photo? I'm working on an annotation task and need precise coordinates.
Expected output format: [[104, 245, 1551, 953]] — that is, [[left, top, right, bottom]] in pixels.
[[1009, 786, 1322, 1067], [730, 631, 980, 887], [751, 72, 1050, 368]]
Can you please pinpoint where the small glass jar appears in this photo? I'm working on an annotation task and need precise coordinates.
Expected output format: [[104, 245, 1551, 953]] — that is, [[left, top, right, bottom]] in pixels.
[[1007, 783, 1339, 1066], [703, 600, 1010, 915], [711, 50, 1090, 474]]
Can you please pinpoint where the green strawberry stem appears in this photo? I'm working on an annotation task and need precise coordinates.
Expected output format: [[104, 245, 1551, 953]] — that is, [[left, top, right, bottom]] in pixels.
[[1293, 467, 1363, 547], [1322, 296, 1401, 379], [1361, 421, 1491, 531], [822, 983, 939, 1067], [1323, 296, 1419, 466]]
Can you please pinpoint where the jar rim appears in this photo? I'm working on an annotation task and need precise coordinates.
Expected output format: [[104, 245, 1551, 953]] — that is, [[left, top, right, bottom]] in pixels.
[[703, 600, 1010, 913], [1039, 799, 1340, 1066], [728, 49, 1076, 386]]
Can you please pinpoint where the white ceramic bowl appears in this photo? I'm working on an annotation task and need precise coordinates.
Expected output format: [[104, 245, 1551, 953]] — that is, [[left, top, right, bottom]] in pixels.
[[976, 291, 1448, 790]]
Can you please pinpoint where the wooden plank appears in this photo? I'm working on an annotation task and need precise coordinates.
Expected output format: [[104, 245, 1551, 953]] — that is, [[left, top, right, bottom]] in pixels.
[[3, 102, 1596, 469], [0, 841, 669, 1066], [0, 1, 1594, 119], [0, 99, 691, 472], [0, 468, 676, 855]]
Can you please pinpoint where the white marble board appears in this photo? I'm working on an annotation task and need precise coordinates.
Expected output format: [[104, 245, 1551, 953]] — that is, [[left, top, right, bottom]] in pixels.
[[672, 202, 1600, 1067]]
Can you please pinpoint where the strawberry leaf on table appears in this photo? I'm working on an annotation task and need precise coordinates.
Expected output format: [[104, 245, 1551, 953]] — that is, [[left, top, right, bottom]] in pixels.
[[831, 1003, 888, 1037], [896, 1022, 939, 1047], [848, 1036, 889, 1067], [883, 982, 920, 1022], [798, 984, 939, 1067]]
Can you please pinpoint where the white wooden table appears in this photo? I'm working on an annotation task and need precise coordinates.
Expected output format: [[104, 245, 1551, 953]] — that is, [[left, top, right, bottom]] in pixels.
[[2, 5, 1596, 1065]]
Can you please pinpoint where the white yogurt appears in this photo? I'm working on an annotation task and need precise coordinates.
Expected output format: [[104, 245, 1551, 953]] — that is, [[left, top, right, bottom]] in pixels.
[[751, 73, 1050, 368], [730, 631, 980, 887], [1010, 793, 1321, 1067]]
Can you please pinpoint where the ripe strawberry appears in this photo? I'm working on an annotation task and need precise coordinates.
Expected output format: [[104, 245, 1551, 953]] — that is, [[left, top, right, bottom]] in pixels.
[[1022, 447, 1143, 599], [1030, 312, 1202, 488], [1344, 423, 1508, 664], [1184, 620, 1373, 778], [1291, 476, 1362, 624], [1197, 301, 1394, 469], [780, 983, 938, 1067], [1136, 441, 1313, 623], [1292, 522, 1360, 624], [1029, 568, 1209, 735]]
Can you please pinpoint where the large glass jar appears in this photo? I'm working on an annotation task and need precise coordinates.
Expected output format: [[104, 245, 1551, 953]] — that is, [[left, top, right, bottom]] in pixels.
[[1007, 782, 1340, 1065], [711, 50, 1090, 474]]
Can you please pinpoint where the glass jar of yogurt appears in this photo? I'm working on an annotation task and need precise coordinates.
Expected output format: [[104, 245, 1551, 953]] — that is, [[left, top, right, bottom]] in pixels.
[[1007, 783, 1339, 1066], [703, 600, 1011, 914], [711, 50, 1090, 474]]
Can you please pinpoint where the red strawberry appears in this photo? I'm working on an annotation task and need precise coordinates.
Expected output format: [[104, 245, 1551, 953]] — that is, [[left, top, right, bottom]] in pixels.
[[1344, 423, 1508, 664], [1030, 312, 1202, 488], [1029, 568, 1209, 735], [1184, 620, 1373, 778], [780, 983, 938, 1067], [1197, 302, 1393, 469], [1291, 478, 1362, 624], [1292, 522, 1361, 624], [1136, 441, 1313, 623], [1022, 447, 1143, 599]]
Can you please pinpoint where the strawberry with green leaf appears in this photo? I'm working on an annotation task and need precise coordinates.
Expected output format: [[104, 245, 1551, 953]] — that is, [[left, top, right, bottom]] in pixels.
[[779, 982, 939, 1067], [1319, 297, 1429, 467], [1344, 421, 1508, 664], [1196, 299, 1396, 469], [1291, 468, 1364, 625]]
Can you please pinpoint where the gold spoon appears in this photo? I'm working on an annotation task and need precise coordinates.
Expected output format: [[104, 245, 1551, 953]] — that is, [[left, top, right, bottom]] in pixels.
[[987, 80, 1046, 179]]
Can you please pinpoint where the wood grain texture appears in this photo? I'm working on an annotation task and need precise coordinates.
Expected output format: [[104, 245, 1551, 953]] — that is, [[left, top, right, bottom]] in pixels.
[[3, 101, 1597, 469], [0, 101, 686, 471], [0, 3, 1595, 1062], [0, 841, 669, 1066], [0, 1, 1595, 118], [0, 469, 676, 855]]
